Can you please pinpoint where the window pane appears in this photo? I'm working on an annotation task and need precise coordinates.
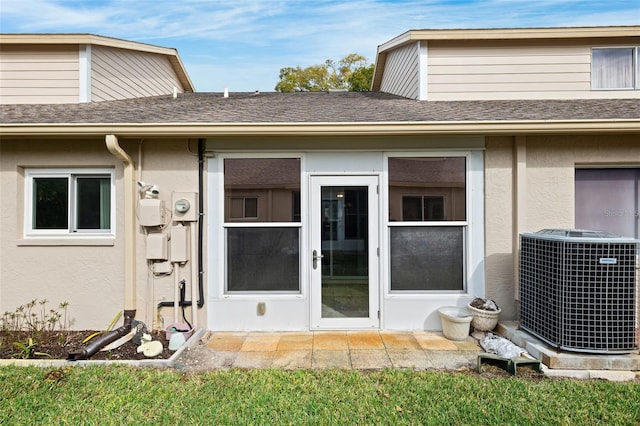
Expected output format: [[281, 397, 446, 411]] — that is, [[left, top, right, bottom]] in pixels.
[[33, 178, 68, 229], [229, 198, 244, 218], [76, 177, 110, 229], [424, 196, 445, 220], [227, 227, 300, 292], [224, 158, 300, 222], [244, 197, 258, 218], [389, 157, 466, 221], [575, 168, 639, 239], [592, 48, 634, 89], [390, 226, 464, 291], [344, 189, 367, 240], [402, 196, 422, 221]]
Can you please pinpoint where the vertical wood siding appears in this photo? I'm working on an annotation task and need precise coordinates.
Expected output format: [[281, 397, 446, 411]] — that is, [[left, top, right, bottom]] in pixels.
[[426, 40, 638, 100], [91, 45, 183, 102], [380, 42, 419, 100], [0, 46, 79, 104]]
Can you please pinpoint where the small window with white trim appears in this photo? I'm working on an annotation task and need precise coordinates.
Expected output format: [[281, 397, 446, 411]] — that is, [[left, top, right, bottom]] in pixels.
[[25, 169, 115, 236], [592, 47, 639, 90]]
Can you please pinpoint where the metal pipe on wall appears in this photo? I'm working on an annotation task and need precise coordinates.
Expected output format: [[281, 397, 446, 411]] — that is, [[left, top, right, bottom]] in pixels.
[[105, 134, 137, 313]]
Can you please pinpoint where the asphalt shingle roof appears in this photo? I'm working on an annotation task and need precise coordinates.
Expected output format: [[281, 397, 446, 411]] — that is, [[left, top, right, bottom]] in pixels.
[[2, 92, 640, 125]]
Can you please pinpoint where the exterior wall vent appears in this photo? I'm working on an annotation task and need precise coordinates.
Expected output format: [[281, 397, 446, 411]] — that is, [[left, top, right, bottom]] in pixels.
[[519, 229, 638, 354]]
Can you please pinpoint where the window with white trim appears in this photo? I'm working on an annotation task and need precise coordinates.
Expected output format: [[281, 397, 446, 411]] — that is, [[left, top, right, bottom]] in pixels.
[[592, 47, 639, 90], [388, 157, 467, 292], [224, 158, 301, 292], [25, 169, 115, 236]]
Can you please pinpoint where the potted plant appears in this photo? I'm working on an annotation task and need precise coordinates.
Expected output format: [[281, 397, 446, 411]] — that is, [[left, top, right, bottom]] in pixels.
[[467, 298, 501, 331]]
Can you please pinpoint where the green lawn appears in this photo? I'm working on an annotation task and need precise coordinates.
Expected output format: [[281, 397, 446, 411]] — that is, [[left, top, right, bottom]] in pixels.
[[1, 366, 638, 425]]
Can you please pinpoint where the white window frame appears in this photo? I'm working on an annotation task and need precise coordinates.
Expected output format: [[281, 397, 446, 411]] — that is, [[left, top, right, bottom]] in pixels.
[[24, 168, 115, 237], [221, 155, 304, 295], [591, 46, 640, 90], [385, 152, 471, 295], [383, 152, 483, 296]]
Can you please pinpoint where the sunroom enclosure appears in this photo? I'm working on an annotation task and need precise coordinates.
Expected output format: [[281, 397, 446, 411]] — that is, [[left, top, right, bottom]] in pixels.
[[208, 143, 484, 331]]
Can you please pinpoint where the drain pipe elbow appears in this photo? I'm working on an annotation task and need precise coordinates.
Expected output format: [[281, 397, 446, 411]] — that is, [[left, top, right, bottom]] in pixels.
[[67, 310, 135, 361], [105, 134, 137, 313]]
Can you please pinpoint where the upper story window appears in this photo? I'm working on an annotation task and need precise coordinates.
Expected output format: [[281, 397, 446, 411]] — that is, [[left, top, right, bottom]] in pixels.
[[25, 169, 115, 236], [592, 47, 639, 90]]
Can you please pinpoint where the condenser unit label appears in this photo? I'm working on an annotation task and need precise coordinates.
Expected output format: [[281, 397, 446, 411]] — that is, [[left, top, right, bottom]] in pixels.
[[599, 257, 617, 265]]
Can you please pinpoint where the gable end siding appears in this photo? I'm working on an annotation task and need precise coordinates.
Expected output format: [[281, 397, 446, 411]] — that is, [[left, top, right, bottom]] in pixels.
[[0, 45, 80, 104], [427, 39, 640, 100], [91, 45, 184, 102], [380, 42, 419, 100]]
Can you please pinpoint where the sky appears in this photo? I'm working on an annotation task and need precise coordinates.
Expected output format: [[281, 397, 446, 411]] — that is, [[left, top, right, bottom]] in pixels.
[[1, 0, 639, 92]]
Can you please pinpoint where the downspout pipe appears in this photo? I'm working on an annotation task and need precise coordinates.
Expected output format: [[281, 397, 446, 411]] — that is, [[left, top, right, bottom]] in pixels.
[[67, 310, 135, 360], [105, 134, 137, 313]]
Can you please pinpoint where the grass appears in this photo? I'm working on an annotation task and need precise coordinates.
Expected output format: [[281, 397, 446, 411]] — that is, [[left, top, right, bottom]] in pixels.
[[0, 366, 638, 425]]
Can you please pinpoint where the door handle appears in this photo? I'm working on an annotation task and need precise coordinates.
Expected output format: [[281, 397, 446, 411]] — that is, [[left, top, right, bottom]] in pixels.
[[312, 250, 324, 270]]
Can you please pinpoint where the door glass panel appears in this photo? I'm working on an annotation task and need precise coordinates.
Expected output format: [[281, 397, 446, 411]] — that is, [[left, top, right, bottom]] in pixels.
[[321, 186, 369, 318]]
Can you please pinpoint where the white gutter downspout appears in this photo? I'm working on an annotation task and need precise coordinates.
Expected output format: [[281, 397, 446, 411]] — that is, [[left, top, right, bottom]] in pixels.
[[106, 134, 137, 313]]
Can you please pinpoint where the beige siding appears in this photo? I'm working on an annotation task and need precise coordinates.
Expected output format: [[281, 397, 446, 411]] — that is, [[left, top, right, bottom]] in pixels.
[[0, 45, 79, 104], [427, 40, 640, 100], [91, 45, 184, 101], [380, 42, 420, 99]]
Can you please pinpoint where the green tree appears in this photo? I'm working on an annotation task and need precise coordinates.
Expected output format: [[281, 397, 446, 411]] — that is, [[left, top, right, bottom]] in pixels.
[[275, 53, 373, 92]]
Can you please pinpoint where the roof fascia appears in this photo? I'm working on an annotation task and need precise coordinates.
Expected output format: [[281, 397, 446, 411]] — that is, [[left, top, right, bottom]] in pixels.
[[2, 120, 639, 137], [377, 26, 640, 53], [0, 33, 195, 92]]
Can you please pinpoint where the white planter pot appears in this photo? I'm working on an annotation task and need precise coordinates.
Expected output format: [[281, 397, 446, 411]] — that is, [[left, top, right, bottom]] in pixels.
[[467, 304, 501, 331], [438, 307, 473, 341]]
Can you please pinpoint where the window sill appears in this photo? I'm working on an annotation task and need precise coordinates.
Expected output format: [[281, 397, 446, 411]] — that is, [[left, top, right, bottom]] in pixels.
[[18, 237, 115, 246]]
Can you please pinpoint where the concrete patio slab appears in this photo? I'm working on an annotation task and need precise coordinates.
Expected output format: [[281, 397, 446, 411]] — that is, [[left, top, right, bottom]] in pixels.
[[380, 332, 421, 350], [273, 350, 313, 369], [413, 332, 459, 351], [426, 351, 475, 370], [313, 350, 351, 369], [277, 333, 314, 351], [240, 333, 280, 352], [350, 349, 392, 369], [234, 350, 276, 368], [313, 332, 348, 350], [206, 333, 246, 351], [387, 349, 432, 369], [347, 331, 385, 349]]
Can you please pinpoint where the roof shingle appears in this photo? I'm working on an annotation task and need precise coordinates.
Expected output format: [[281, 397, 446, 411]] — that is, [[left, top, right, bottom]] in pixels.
[[2, 92, 639, 125]]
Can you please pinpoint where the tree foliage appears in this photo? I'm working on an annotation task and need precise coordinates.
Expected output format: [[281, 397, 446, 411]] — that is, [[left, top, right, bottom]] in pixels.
[[275, 53, 374, 92]]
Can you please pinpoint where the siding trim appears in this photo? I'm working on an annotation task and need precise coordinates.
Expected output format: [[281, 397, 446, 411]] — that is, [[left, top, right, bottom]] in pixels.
[[79, 44, 91, 103], [418, 41, 428, 101]]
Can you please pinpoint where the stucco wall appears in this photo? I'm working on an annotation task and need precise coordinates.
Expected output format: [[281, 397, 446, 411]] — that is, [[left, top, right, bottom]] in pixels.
[[484, 134, 640, 321], [0, 138, 201, 330]]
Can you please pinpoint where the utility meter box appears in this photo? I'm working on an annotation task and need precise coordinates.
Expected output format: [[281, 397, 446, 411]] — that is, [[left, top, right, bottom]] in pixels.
[[172, 192, 198, 222], [170, 226, 189, 263], [146, 233, 168, 260], [139, 199, 165, 227]]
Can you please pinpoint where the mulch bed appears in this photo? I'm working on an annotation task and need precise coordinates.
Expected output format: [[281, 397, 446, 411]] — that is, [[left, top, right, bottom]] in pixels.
[[0, 330, 173, 361]]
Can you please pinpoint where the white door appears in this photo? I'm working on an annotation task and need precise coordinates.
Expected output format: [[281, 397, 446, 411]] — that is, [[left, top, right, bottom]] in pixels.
[[310, 175, 379, 329]]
